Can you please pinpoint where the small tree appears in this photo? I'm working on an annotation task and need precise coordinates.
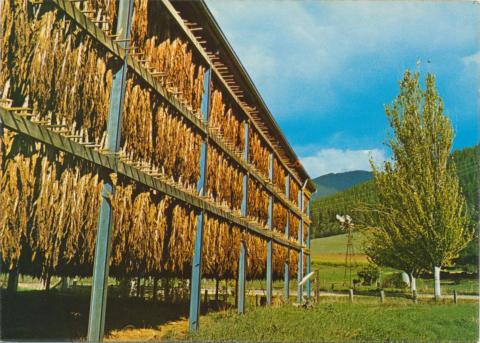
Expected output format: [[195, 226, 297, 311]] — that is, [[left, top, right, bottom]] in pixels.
[[362, 71, 473, 299]]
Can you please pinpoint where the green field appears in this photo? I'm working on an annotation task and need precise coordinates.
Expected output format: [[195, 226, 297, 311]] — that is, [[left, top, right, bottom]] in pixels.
[[309, 233, 479, 294], [184, 300, 479, 342], [311, 232, 365, 255]]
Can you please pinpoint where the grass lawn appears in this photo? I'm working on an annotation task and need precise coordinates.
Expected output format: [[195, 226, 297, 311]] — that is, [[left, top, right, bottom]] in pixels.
[[184, 299, 479, 342]]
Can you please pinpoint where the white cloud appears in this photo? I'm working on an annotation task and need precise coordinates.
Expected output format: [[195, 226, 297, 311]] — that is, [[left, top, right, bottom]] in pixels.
[[205, 1, 476, 118], [462, 51, 480, 65], [300, 148, 387, 177]]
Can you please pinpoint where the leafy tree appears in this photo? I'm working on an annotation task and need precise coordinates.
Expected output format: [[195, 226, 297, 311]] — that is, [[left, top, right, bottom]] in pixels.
[[311, 144, 478, 270], [361, 71, 473, 299]]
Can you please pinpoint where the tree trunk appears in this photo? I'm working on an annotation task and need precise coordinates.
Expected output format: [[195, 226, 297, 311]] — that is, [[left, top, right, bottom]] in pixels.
[[409, 273, 416, 293], [434, 266, 441, 300], [215, 278, 219, 301], [401, 272, 410, 287]]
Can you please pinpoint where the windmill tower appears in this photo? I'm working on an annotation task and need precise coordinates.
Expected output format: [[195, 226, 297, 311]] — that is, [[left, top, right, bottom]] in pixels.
[[336, 214, 356, 287]]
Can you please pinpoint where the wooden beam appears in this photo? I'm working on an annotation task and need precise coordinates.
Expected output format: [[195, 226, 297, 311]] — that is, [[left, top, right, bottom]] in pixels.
[[0, 107, 308, 253], [51, 0, 310, 227]]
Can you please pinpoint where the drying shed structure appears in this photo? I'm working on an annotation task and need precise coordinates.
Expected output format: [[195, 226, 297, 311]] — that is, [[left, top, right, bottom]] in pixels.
[[0, 0, 315, 340]]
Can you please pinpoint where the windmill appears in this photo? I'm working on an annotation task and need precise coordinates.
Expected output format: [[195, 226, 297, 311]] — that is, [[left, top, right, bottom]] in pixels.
[[336, 214, 356, 287]]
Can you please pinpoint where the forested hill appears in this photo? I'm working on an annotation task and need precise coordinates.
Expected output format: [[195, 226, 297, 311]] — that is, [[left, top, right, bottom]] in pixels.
[[311, 170, 373, 199], [311, 145, 479, 239]]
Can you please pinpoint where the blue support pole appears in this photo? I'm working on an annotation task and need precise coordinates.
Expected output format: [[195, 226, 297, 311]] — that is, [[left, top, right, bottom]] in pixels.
[[238, 121, 249, 314], [87, 1, 134, 341], [238, 241, 246, 314], [188, 68, 211, 332], [284, 175, 290, 302], [297, 188, 304, 303], [266, 152, 273, 304], [306, 199, 311, 298], [241, 121, 249, 216]]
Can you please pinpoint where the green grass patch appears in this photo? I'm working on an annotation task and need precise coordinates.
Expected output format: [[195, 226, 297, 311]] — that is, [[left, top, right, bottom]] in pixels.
[[185, 300, 479, 342], [311, 232, 365, 255]]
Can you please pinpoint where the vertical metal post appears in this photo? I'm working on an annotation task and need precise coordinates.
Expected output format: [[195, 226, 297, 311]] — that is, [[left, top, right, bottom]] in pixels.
[[241, 121, 249, 216], [238, 121, 249, 314], [188, 68, 211, 332], [284, 175, 290, 301], [297, 187, 304, 303], [87, 2, 133, 341], [237, 241, 246, 314], [306, 199, 311, 297], [266, 152, 273, 304], [6, 268, 18, 293], [0, 113, 3, 139]]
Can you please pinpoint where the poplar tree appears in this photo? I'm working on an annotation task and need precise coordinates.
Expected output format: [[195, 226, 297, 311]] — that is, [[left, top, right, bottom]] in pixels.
[[363, 71, 473, 299]]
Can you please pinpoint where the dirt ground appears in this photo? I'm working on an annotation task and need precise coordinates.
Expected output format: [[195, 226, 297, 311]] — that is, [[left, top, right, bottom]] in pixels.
[[105, 318, 189, 341]]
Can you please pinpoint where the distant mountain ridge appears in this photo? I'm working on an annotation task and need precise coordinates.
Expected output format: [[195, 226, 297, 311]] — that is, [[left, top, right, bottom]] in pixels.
[[312, 170, 373, 199], [311, 145, 479, 241]]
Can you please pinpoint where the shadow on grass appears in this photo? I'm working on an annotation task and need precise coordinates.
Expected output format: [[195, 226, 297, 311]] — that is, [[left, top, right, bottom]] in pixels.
[[1, 289, 197, 341]]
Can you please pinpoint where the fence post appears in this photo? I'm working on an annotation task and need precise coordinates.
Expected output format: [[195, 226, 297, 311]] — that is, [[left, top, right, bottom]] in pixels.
[[266, 152, 274, 305], [284, 175, 290, 302], [87, 1, 134, 341], [349, 289, 354, 302], [380, 290, 385, 303], [453, 290, 457, 304], [188, 67, 212, 332], [315, 269, 320, 303]]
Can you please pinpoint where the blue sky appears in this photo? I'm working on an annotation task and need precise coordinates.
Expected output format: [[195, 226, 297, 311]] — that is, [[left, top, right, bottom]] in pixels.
[[206, 0, 479, 178]]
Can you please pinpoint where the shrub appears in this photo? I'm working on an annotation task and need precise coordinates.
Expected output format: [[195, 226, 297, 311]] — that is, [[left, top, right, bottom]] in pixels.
[[381, 273, 409, 289], [357, 264, 380, 286]]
